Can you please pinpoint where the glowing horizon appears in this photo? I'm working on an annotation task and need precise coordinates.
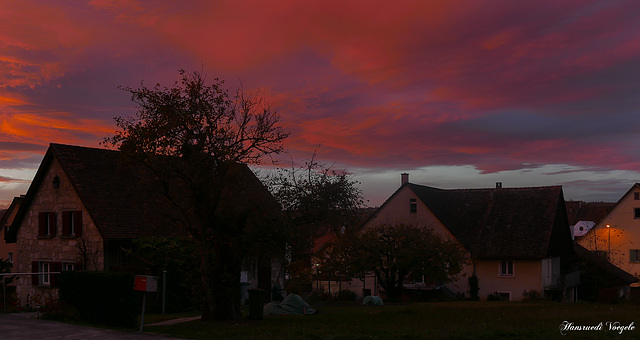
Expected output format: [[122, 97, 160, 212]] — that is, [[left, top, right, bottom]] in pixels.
[[1, 1, 640, 208]]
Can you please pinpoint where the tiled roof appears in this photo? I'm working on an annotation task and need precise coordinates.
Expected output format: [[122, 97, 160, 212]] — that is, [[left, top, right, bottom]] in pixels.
[[12, 143, 277, 241], [408, 184, 568, 259], [565, 201, 615, 226]]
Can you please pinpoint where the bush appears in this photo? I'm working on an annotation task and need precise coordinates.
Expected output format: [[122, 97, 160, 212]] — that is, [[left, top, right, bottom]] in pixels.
[[57, 271, 137, 327], [336, 289, 357, 301], [522, 290, 543, 301]]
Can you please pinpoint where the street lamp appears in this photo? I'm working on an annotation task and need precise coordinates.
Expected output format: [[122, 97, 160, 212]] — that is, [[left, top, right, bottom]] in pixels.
[[606, 224, 611, 261]]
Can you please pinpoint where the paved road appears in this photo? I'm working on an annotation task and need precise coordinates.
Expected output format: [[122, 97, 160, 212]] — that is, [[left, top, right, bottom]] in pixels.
[[0, 313, 185, 339]]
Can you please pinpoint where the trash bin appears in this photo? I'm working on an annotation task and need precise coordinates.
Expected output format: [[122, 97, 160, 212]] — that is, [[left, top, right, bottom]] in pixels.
[[248, 289, 265, 320]]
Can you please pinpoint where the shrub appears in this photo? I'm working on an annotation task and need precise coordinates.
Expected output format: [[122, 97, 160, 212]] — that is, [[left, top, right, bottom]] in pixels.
[[58, 271, 137, 327], [487, 292, 502, 301], [522, 290, 543, 301], [336, 289, 357, 301]]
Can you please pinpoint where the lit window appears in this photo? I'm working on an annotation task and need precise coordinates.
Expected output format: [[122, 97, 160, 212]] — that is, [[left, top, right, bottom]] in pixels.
[[630, 250, 640, 263], [499, 260, 514, 277]]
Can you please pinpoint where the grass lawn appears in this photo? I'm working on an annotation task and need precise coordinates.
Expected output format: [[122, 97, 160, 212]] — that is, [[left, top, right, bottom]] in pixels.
[[145, 301, 640, 339]]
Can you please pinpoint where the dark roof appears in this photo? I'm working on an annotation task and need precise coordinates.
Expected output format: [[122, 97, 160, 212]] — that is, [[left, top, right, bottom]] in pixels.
[[565, 201, 615, 226], [573, 242, 638, 284], [10, 143, 277, 241], [374, 183, 570, 259]]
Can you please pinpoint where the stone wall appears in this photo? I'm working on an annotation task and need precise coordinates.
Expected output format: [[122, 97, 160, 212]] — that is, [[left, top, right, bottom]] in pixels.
[[15, 158, 104, 307]]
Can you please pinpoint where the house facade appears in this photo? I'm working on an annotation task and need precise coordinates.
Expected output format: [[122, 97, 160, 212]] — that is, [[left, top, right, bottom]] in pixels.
[[359, 174, 577, 301], [6, 143, 284, 307], [576, 183, 640, 287], [0, 196, 22, 265]]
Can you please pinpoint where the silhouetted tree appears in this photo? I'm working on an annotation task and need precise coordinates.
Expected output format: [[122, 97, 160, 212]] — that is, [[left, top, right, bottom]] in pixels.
[[104, 69, 288, 320], [324, 223, 467, 299], [266, 150, 365, 285]]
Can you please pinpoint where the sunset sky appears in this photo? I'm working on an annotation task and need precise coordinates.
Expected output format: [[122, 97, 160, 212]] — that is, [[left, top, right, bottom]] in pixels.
[[1, 0, 640, 208]]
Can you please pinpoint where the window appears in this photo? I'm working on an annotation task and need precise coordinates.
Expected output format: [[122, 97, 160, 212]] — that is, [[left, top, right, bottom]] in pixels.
[[631, 250, 640, 263], [499, 260, 514, 277], [635, 192, 640, 200], [38, 261, 50, 286], [32, 261, 61, 286], [635, 208, 640, 219], [62, 262, 75, 271], [7, 252, 12, 263], [62, 211, 82, 237], [38, 212, 56, 237], [410, 198, 417, 213], [595, 250, 608, 260], [497, 291, 511, 301]]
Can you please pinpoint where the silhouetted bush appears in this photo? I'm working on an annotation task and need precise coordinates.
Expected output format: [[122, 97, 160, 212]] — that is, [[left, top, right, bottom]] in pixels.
[[58, 271, 137, 327], [337, 289, 357, 301]]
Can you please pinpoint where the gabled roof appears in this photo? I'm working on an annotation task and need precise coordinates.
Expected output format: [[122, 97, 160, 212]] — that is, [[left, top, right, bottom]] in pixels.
[[1, 196, 23, 242], [565, 201, 615, 226], [9, 143, 276, 241], [577, 183, 640, 238], [369, 183, 570, 259]]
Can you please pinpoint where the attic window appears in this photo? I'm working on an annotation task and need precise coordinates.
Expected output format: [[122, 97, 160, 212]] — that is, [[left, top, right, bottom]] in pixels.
[[53, 176, 60, 189], [410, 198, 417, 214], [635, 192, 640, 200]]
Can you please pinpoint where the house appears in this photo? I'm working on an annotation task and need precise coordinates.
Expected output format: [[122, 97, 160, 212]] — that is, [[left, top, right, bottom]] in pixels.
[[576, 183, 640, 288], [1, 196, 23, 265], [5, 143, 283, 307], [565, 201, 615, 238], [358, 174, 578, 301]]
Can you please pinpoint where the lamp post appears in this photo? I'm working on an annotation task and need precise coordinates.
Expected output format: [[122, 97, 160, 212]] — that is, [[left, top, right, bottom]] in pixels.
[[606, 224, 611, 261]]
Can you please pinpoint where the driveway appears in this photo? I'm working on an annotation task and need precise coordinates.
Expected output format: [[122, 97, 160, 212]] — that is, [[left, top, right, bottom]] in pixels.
[[0, 313, 185, 339]]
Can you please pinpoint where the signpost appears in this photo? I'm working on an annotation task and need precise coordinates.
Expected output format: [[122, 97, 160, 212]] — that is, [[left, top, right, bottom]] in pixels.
[[134, 275, 158, 332]]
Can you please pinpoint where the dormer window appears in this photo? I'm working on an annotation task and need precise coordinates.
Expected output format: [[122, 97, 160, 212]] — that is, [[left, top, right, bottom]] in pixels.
[[410, 198, 417, 213]]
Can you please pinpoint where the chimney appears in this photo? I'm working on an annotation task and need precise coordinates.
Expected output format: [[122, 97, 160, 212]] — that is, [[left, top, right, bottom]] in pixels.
[[401, 173, 409, 185], [496, 182, 502, 188]]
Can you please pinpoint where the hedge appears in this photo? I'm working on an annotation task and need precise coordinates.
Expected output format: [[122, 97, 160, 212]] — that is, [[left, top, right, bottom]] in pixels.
[[58, 271, 138, 327]]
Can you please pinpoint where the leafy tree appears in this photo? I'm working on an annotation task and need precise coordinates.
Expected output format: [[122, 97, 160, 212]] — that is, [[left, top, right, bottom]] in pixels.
[[324, 223, 467, 299], [266, 151, 365, 284], [133, 237, 201, 312], [0, 258, 14, 285], [104, 69, 288, 320]]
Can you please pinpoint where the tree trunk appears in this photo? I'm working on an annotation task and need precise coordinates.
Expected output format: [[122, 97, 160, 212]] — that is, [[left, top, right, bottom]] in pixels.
[[198, 244, 216, 321]]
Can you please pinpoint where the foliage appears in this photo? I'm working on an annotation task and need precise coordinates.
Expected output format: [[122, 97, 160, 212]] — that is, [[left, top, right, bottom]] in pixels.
[[336, 289, 357, 301], [103, 69, 288, 320], [133, 237, 201, 312], [0, 258, 14, 285], [266, 150, 364, 282], [324, 224, 467, 299], [57, 271, 137, 327], [522, 289, 543, 301]]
